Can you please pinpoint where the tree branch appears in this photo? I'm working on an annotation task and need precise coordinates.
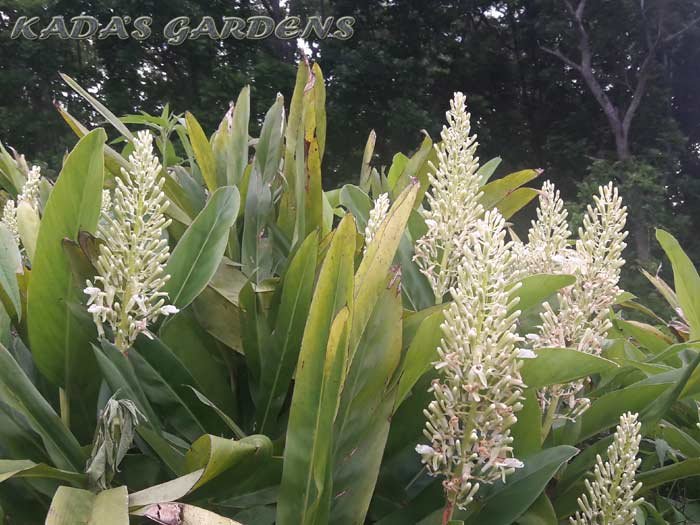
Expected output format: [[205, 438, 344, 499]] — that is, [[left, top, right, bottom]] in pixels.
[[540, 46, 581, 71]]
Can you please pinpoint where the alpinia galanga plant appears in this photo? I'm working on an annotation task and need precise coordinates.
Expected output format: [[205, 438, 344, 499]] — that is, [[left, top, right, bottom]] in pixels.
[[0, 62, 698, 525]]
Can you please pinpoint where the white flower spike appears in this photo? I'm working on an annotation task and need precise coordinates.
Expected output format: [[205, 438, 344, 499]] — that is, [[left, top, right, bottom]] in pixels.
[[417, 210, 525, 511], [570, 412, 643, 525], [85, 131, 176, 352], [414, 92, 484, 302]]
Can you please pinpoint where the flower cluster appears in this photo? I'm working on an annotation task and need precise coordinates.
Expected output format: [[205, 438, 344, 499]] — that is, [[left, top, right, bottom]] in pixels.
[[514, 180, 571, 278], [571, 412, 643, 525], [364, 192, 390, 253], [85, 131, 178, 352], [416, 210, 526, 510], [528, 183, 627, 421], [414, 92, 484, 302], [1, 165, 42, 245]]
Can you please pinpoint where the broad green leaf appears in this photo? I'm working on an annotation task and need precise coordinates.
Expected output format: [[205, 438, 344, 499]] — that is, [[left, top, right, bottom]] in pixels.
[[554, 383, 669, 445], [339, 184, 372, 230], [616, 319, 672, 354], [0, 224, 22, 320], [0, 459, 86, 486], [129, 469, 204, 508], [185, 112, 218, 193], [511, 388, 543, 457], [257, 232, 319, 434], [455, 446, 579, 525], [359, 130, 376, 192], [331, 279, 403, 524], [93, 340, 159, 426], [186, 387, 245, 439], [395, 311, 444, 406], [510, 274, 575, 314], [637, 458, 700, 493], [496, 187, 539, 219], [0, 343, 84, 472], [277, 60, 311, 241], [517, 494, 558, 525], [388, 135, 433, 201], [27, 128, 105, 389], [255, 93, 285, 184], [184, 434, 272, 491], [521, 348, 618, 389], [46, 485, 128, 525], [278, 215, 355, 525], [164, 186, 240, 309], [476, 156, 502, 186], [241, 168, 273, 282], [212, 86, 250, 188], [351, 182, 419, 356], [480, 169, 541, 210], [128, 345, 209, 442], [657, 421, 700, 458], [160, 309, 237, 419], [278, 307, 351, 524], [656, 229, 700, 338]]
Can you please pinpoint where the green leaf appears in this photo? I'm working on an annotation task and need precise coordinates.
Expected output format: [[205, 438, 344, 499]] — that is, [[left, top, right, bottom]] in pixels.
[[257, 231, 319, 434], [60, 73, 134, 141], [241, 168, 273, 282], [476, 157, 502, 186], [255, 93, 285, 185], [480, 169, 541, 210], [0, 459, 86, 486], [637, 458, 700, 493], [351, 182, 419, 356], [331, 279, 404, 524], [0, 224, 22, 320], [185, 112, 218, 193], [0, 344, 84, 472], [388, 135, 433, 201], [616, 319, 671, 354], [184, 434, 273, 491], [27, 128, 105, 389], [656, 229, 700, 339], [277, 215, 356, 525], [457, 446, 579, 525], [512, 388, 543, 457], [164, 186, 240, 309], [521, 348, 618, 389], [212, 87, 250, 188], [510, 274, 576, 314], [46, 485, 128, 525], [395, 311, 444, 406], [129, 469, 204, 508], [517, 494, 558, 525], [186, 387, 246, 440], [496, 187, 539, 219], [554, 383, 669, 445]]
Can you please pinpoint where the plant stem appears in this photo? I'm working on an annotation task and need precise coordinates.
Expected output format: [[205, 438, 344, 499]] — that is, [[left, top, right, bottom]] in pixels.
[[59, 387, 70, 428], [442, 498, 455, 525], [541, 392, 560, 443]]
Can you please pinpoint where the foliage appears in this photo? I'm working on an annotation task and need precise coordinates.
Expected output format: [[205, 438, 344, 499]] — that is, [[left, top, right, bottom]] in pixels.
[[0, 60, 698, 525]]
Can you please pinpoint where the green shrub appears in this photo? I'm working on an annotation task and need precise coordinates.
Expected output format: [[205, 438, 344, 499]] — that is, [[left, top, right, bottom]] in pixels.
[[0, 61, 697, 525]]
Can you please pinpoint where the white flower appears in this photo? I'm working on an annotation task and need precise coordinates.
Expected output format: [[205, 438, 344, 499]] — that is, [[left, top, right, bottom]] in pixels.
[[570, 412, 643, 525], [364, 192, 390, 253], [417, 210, 525, 510], [85, 131, 177, 352], [414, 92, 484, 302], [160, 305, 179, 315], [1, 164, 42, 249], [18, 165, 41, 210], [534, 183, 627, 423]]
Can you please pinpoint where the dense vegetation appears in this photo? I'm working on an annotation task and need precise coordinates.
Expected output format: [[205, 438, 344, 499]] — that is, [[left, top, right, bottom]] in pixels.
[[1, 0, 699, 302], [0, 60, 698, 524]]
